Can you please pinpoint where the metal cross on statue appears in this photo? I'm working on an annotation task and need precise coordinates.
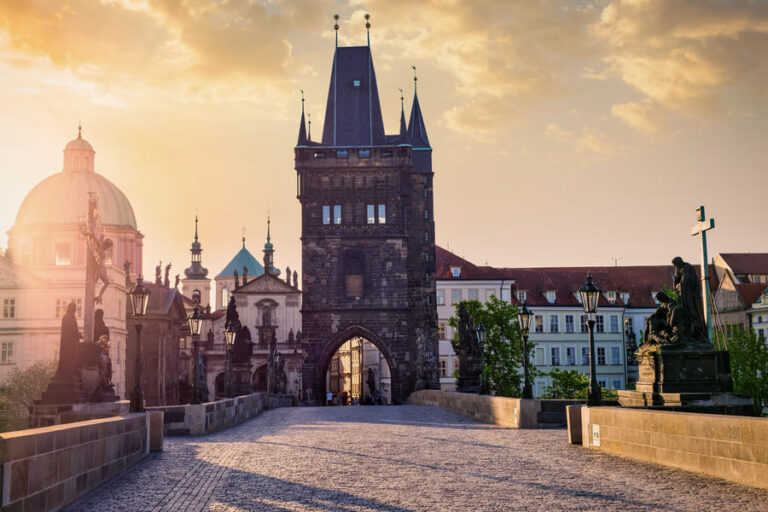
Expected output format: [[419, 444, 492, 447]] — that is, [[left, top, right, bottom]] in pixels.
[[691, 205, 715, 341]]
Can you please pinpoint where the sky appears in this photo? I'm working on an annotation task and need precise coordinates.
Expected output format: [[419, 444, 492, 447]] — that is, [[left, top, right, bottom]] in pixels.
[[0, 0, 767, 280]]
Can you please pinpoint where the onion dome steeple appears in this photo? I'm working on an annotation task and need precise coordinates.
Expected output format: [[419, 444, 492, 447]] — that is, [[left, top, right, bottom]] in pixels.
[[263, 217, 280, 276], [184, 216, 209, 279]]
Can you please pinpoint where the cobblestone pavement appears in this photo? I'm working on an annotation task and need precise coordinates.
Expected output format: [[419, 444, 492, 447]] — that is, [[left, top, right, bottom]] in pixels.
[[65, 406, 768, 512]]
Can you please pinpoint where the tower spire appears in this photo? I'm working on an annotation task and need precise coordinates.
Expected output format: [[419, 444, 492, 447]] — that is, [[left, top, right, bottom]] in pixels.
[[307, 113, 311, 141], [184, 215, 208, 280], [263, 216, 277, 276], [408, 65, 430, 149], [297, 89, 308, 146], [334, 14, 339, 48], [77, 121, 82, 139], [365, 13, 371, 47], [398, 88, 407, 141], [194, 215, 199, 242]]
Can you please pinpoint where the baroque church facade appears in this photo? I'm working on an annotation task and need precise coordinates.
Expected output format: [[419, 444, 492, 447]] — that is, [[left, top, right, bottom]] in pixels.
[[295, 35, 439, 404]]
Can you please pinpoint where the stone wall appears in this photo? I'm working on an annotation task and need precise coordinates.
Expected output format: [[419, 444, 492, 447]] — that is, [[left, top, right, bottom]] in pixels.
[[408, 390, 582, 428], [147, 392, 290, 436], [574, 406, 768, 490], [0, 413, 149, 511]]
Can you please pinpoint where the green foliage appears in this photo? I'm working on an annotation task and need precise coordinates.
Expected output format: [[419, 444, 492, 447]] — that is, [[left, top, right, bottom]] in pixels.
[[542, 368, 618, 400], [662, 284, 679, 302], [0, 360, 56, 432], [448, 297, 531, 397], [722, 329, 768, 416]]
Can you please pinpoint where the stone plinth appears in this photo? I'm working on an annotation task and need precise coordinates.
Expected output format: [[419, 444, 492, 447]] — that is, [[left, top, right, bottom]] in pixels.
[[619, 346, 752, 415], [29, 400, 130, 428], [231, 364, 253, 397]]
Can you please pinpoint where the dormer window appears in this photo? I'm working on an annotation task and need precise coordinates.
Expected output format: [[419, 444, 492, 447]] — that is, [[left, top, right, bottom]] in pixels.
[[621, 292, 630, 305], [517, 290, 527, 303], [450, 267, 461, 279], [606, 291, 617, 304], [545, 290, 556, 304]]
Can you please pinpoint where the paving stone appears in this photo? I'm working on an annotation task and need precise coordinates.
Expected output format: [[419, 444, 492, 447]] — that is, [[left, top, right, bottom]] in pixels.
[[64, 406, 768, 511]]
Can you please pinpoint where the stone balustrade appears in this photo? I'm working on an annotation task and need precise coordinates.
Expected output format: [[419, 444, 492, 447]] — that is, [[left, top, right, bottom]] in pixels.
[[408, 390, 582, 428], [0, 413, 151, 512], [570, 405, 768, 490], [147, 392, 292, 436]]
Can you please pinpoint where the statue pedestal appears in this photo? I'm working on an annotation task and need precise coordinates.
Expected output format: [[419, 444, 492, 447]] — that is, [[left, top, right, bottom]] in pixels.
[[619, 346, 753, 415], [231, 364, 253, 397], [29, 400, 130, 428]]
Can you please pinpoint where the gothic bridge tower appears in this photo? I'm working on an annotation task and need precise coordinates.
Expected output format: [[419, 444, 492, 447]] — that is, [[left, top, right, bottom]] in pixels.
[[295, 21, 437, 404]]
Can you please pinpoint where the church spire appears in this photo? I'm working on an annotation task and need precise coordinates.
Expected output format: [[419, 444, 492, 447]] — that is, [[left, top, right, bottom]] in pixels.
[[297, 90, 308, 146], [184, 215, 208, 280], [407, 66, 430, 149], [263, 216, 279, 276], [398, 88, 407, 142]]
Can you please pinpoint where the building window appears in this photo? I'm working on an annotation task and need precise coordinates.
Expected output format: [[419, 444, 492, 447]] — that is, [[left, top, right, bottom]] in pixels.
[[580, 315, 588, 333], [565, 315, 574, 333], [534, 315, 544, 333], [424, 209, 429, 219], [609, 315, 619, 333], [56, 298, 82, 318], [612, 379, 623, 390], [425, 231, 429, 242], [611, 346, 621, 365], [581, 347, 589, 366], [607, 291, 617, 304], [1, 342, 13, 364], [55, 243, 71, 266], [437, 322, 446, 339], [549, 315, 559, 333], [551, 347, 560, 366], [451, 289, 461, 305], [566, 347, 576, 365], [598, 379, 607, 388], [2, 299, 15, 319], [625, 316, 634, 333], [322, 205, 331, 225], [535, 347, 544, 365], [595, 315, 605, 333], [757, 328, 765, 340], [450, 267, 461, 278], [378, 204, 386, 224], [179, 337, 186, 350], [621, 292, 630, 305], [439, 359, 447, 377], [517, 290, 527, 303], [597, 347, 606, 365], [468, 289, 479, 301], [367, 205, 375, 224], [221, 287, 230, 308], [437, 290, 445, 306], [333, 205, 342, 224], [359, 149, 370, 158], [545, 290, 556, 304]]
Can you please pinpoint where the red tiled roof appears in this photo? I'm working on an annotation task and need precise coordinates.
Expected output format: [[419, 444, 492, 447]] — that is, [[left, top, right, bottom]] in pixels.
[[735, 283, 768, 307], [719, 253, 768, 275], [436, 246, 703, 308]]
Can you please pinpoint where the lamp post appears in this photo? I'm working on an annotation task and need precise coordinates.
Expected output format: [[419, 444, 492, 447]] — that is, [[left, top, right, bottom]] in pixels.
[[475, 321, 487, 395], [187, 304, 203, 404], [128, 276, 150, 413], [225, 321, 237, 398], [579, 273, 601, 406], [272, 349, 280, 394], [518, 302, 534, 399]]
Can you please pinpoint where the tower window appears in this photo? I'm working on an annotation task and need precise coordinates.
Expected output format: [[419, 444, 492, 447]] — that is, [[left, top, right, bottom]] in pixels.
[[352, 80, 361, 87], [322, 206, 331, 225], [367, 205, 375, 224], [359, 149, 370, 159], [424, 209, 429, 220], [425, 231, 429, 242], [334, 205, 342, 224], [378, 205, 386, 224]]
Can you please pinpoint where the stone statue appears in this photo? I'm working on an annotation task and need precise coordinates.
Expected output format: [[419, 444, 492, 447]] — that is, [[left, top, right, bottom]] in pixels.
[[86, 209, 113, 304], [276, 354, 287, 394], [206, 329, 214, 346], [415, 327, 439, 390], [234, 269, 240, 289], [178, 377, 193, 404], [233, 326, 253, 365], [293, 271, 298, 289], [672, 256, 709, 343], [204, 304, 211, 315], [174, 274, 180, 289], [642, 291, 692, 347], [367, 367, 377, 396], [195, 351, 209, 403], [164, 263, 171, 288], [243, 265, 248, 284], [155, 261, 162, 285], [288, 328, 294, 343], [296, 330, 302, 343], [55, 301, 81, 380], [456, 302, 483, 393], [123, 260, 132, 286], [286, 267, 291, 284]]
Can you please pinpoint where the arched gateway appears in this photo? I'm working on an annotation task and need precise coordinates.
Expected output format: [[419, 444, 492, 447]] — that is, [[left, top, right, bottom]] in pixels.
[[295, 34, 438, 404]]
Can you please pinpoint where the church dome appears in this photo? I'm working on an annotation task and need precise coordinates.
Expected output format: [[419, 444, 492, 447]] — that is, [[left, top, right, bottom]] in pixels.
[[13, 132, 137, 230]]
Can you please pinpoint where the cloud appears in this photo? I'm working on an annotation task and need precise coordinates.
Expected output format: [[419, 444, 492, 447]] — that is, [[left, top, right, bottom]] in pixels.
[[545, 123, 574, 141], [595, 0, 768, 133], [575, 126, 625, 158]]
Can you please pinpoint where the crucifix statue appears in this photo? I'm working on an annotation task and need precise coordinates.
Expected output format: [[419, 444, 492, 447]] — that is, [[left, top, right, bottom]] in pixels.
[[690, 205, 715, 341], [82, 193, 113, 344]]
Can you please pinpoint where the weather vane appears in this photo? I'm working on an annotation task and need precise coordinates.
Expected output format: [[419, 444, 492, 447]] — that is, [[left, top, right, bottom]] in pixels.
[[334, 14, 339, 47]]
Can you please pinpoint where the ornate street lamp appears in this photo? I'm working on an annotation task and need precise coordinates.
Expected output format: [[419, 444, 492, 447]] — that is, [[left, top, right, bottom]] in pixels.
[[128, 276, 150, 413], [518, 302, 534, 399], [579, 273, 601, 406], [475, 321, 488, 395], [188, 304, 203, 404], [270, 348, 281, 395], [225, 321, 237, 398]]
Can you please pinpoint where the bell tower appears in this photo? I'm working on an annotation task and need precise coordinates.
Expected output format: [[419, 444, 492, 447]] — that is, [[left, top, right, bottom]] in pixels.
[[181, 216, 211, 307]]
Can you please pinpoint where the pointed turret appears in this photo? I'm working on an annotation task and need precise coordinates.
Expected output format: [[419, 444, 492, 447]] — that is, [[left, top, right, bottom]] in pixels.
[[184, 216, 209, 280], [297, 91, 308, 146], [407, 79, 430, 149], [263, 217, 280, 277], [398, 89, 407, 142]]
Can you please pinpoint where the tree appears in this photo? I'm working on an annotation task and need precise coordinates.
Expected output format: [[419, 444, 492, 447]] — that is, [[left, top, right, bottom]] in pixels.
[[542, 368, 618, 400], [0, 360, 56, 432], [722, 329, 768, 416], [448, 297, 531, 397]]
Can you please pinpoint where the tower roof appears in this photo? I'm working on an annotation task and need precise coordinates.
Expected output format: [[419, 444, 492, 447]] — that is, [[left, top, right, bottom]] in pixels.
[[216, 242, 264, 279], [184, 216, 209, 280], [408, 89, 430, 149], [321, 46, 386, 147]]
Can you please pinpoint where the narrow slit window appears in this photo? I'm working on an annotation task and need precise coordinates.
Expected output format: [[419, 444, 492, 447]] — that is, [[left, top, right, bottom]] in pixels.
[[377, 204, 386, 224], [367, 205, 375, 224], [334, 205, 342, 225], [322, 205, 331, 225]]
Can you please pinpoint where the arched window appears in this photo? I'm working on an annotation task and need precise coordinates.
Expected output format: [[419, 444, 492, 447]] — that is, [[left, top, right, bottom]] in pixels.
[[221, 286, 230, 308]]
